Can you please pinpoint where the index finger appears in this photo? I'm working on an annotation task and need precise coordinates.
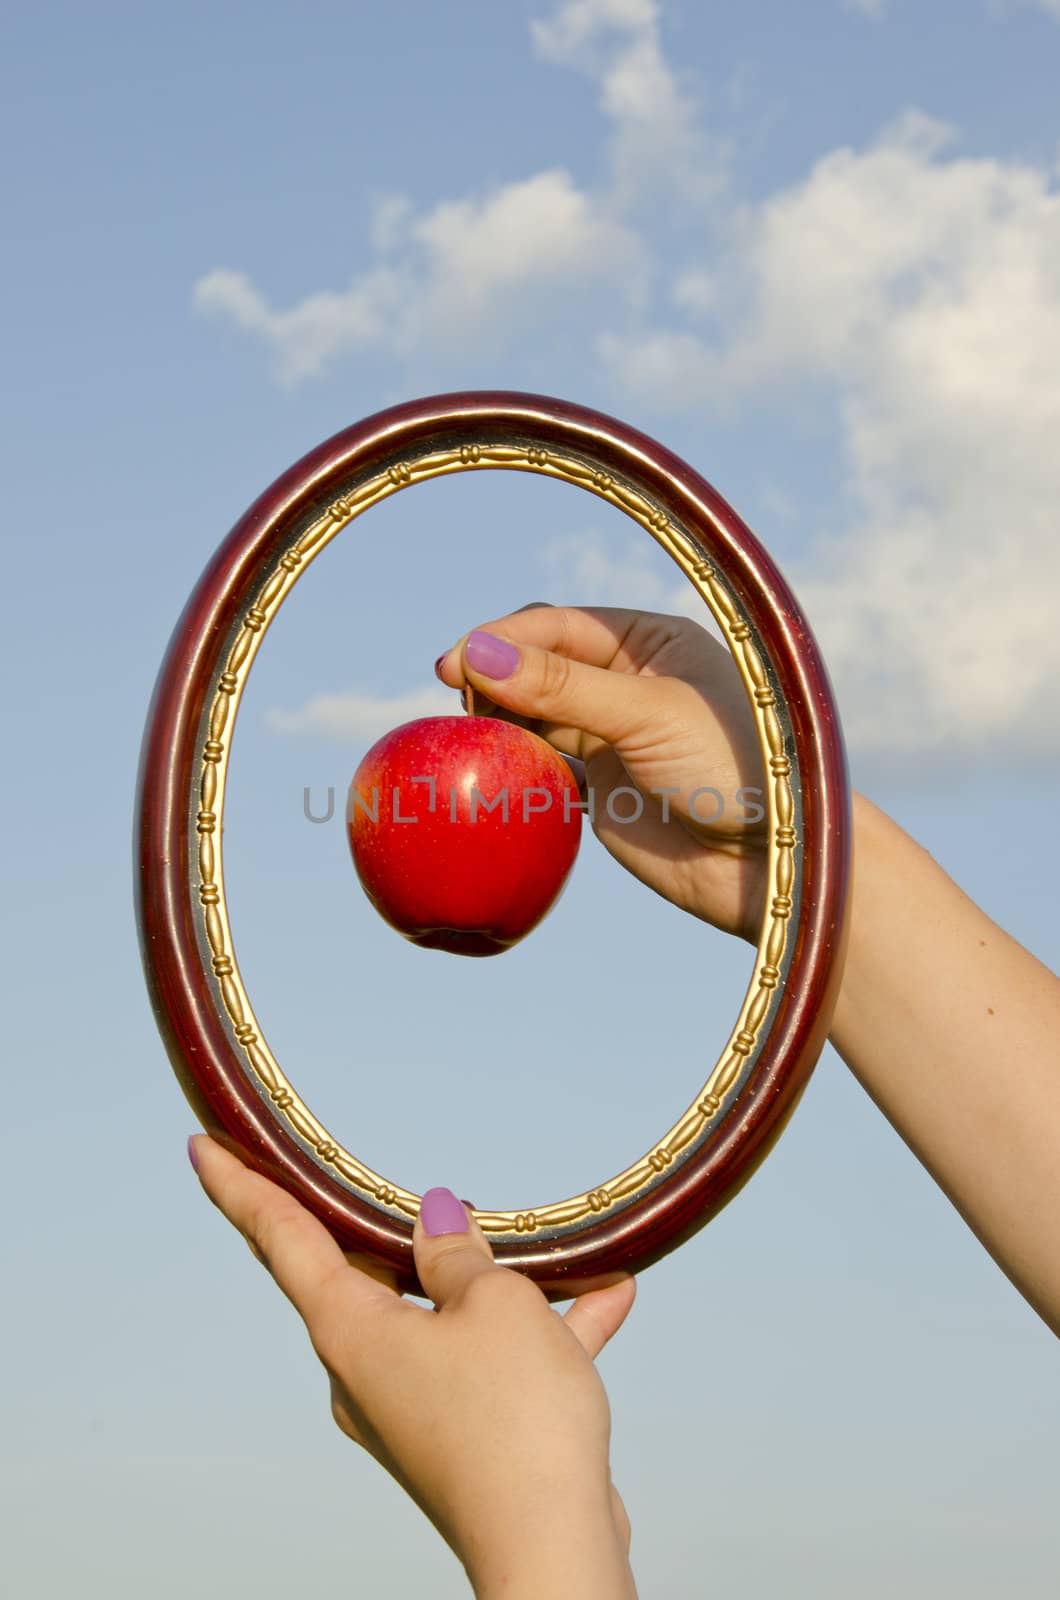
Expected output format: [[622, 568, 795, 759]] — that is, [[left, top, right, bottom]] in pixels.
[[189, 1134, 396, 1330], [446, 605, 648, 675]]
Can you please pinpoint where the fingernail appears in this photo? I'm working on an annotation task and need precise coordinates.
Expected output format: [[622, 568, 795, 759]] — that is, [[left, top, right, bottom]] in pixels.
[[460, 1198, 475, 1210], [187, 1135, 200, 1173], [433, 652, 449, 681], [420, 1187, 470, 1235], [466, 630, 519, 680]]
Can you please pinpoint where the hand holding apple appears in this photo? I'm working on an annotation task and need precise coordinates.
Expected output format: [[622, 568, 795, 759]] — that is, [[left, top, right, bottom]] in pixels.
[[434, 614, 769, 944]]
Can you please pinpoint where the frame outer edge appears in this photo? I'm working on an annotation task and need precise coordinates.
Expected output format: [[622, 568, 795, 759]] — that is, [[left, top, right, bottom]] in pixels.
[[134, 391, 851, 1295]]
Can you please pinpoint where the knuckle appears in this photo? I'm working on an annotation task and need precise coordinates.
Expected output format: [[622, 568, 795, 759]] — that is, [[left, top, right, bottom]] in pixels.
[[328, 1381, 350, 1429], [303, 1270, 354, 1368], [430, 1237, 477, 1276], [305, 1309, 341, 1372], [459, 1264, 540, 1319], [241, 1232, 267, 1267], [551, 606, 575, 655], [537, 647, 574, 710], [249, 1197, 301, 1269], [327, 1378, 363, 1445], [671, 617, 703, 649]]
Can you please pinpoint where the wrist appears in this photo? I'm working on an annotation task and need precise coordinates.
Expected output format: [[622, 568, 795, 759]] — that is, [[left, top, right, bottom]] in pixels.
[[829, 792, 906, 1045], [462, 1488, 635, 1599]]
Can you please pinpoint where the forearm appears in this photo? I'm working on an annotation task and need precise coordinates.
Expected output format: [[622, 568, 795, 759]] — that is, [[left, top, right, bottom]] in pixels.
[[830, 795, 1060, 1333], [462, 1488, 637, 1599]]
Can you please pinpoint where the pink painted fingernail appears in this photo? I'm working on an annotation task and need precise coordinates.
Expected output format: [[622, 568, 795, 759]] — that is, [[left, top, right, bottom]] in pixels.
[[421, 1187, 470, 1235], [187, 1135, 200, 1173], [466, 630, 519, 680]]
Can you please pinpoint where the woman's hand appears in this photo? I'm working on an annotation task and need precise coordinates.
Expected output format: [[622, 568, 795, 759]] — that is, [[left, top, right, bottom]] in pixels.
[[439, 605, 1060, 1332], [188, 1135, 639, 1599], [435, 606, 768, 942]]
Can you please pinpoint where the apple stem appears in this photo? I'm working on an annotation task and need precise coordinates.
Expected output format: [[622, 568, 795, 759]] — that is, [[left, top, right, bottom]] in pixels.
[[465, 680, 476, 718]]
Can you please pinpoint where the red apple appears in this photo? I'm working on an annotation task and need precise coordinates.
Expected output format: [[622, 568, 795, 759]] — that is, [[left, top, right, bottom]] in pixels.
[[346, 716, 582, 956]]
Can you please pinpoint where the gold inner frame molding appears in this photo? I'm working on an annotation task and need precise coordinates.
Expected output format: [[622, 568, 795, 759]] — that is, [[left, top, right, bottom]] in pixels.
[[193, 440, 800, 1238]]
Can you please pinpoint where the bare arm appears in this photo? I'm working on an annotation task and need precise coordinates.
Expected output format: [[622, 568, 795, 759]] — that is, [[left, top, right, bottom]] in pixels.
[[831, 794, 1060, 1333], [439, 607, 1060, 1332]]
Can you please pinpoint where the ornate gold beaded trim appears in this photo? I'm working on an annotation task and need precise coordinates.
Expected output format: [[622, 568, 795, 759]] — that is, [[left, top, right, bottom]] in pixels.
[[194, 442, 798, 1235]]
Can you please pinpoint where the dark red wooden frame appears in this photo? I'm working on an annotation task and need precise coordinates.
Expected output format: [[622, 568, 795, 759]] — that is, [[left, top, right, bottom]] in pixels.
[[136, 392, 850, 1296]]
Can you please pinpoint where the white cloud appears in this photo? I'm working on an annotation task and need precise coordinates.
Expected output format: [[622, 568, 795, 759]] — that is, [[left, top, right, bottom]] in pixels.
[[539, 528, 680, 610], [195, 170, 638, 382], [842, 0, 887, 18], [536, 530, 727, 639], [369, 192, 413, 255], [530, 0, 658, 57], [605, 112, 1060, 758], [194, 2, 719, 381], [531, 0, 723, 203], [598, 326, 716, 409], [267, 684, 458, 743], [195, 3, 1060, 761], [410, 169, 637, 333], [194, 264, 405, 384], [672, 268, 718, 316]]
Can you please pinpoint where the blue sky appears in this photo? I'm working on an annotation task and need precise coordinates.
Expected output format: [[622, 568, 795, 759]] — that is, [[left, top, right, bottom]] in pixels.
[[3, 1, 1059, 1595]]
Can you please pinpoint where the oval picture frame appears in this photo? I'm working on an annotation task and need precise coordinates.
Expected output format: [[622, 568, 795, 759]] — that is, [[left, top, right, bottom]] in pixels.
[[136, 391, 850, 1296]]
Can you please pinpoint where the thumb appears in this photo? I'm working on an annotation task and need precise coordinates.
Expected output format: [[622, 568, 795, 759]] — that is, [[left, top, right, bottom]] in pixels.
[[563, 1275, 637, 1360], [459, 629, 660, 753], [413, 1187, 497, 1307]]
